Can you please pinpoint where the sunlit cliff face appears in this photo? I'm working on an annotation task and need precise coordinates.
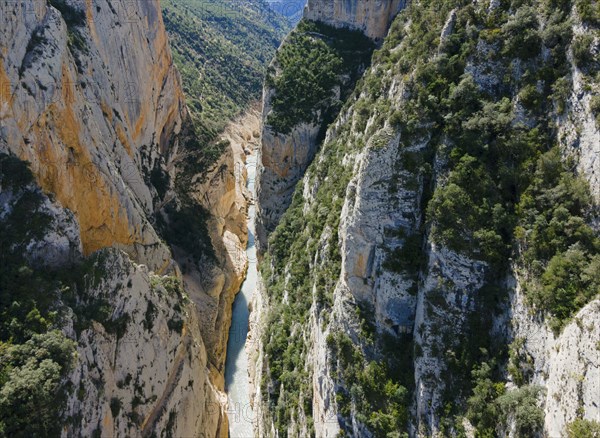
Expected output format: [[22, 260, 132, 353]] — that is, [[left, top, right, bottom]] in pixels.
[[0, 0, 185, 262], [304, 0, 405, 39]]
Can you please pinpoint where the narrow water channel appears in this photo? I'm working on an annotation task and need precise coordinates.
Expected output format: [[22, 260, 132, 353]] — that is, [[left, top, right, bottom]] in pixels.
[[224, 152, 257, 438]]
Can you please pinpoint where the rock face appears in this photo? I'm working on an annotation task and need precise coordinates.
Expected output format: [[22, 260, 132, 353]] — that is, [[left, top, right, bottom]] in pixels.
[[254, 1, 600, 437], [510, 287, 600, 438], [0, 0, 249, 436], [304, 0, 405, 40], [0, 168, 226, 436], [62, 250, 226, 438], [0, 0, 185, 270], [256, 11, 377, 251], [256, 94, 322, 249]]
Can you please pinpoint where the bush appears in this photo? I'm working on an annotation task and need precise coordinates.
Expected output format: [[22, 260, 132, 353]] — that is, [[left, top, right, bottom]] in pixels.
[[496, 386, 545, 436], [501, 7, 542, 59], [428, 155, 510, 263], [467, 362, 505, 433], [572, 35, 597, 73], [576, 0, 600, 26], [516, 149, 600, 328], [567, 419, 600, 437], [539, 247, 600, 323], [0, 331, 76, 436], [48, 0, 86, 28], [328, 332, 410, 437]]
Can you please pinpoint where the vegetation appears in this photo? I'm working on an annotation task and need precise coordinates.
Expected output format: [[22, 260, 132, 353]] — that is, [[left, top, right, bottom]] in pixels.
[[162, 0, 289, 145], [0, 154, 77, 436], [260, 0, 600, 434], [267, 20, 374, 134], [467, 361, 544, 436], [576, 0, 600, 26], [0, 331, 76, 437], [260, 128, 354, 435], [516, 150, 600, 330], [572, 34, 599, 74], [567, 419, 600, 437], [327, 332, 411, 438]]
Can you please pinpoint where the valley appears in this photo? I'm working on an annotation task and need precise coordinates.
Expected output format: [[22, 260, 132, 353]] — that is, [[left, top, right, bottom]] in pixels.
[[0, 0, 599, 437]]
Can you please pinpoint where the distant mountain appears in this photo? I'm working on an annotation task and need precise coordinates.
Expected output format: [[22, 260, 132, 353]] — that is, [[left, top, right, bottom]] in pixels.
[[266, 0, 305, 24], [162, 0, 290, 143]]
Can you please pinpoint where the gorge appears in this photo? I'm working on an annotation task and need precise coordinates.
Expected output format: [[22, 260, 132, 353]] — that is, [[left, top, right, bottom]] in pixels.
[[0, 0, 599, 437]]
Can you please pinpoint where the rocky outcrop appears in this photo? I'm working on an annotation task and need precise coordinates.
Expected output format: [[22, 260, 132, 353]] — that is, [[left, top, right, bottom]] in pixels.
[[509, 286, 600, 437], [304, 0, 406, 40], [559, 24, 600, 200], [62, 250, 226, 438], [0, 0, 252, 436], [0, 0, 183, 270], [0, 165, 227, 436], [184, 108, 261, 388], [256, 88, 322, 249], [256, 11, 378, 251], [253, 1, 600, 437]]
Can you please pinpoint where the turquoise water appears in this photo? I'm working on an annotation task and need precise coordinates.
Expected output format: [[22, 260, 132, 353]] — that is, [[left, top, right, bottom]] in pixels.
[[224, 154, 257, 438]]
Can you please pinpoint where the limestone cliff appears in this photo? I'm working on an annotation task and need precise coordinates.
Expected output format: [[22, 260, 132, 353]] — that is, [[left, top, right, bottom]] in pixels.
[[0, 0, 249, 435], [0, 159, 226, 436], [305, 0, 405, 40], [254, 0, 600, 436], [256, 16, 376, 251], [0, 0, 185, 269]]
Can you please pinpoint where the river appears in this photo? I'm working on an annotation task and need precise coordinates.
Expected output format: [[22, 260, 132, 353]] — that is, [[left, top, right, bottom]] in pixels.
[[224, 152, 257, 438]]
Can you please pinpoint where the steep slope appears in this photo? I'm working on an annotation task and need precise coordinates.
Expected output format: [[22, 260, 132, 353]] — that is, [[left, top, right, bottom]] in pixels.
[[159, 0, 290, 392], [253, 0, 600, 436], [256, 19, 375, 249], [1, 0, 182, 267], [0, 0, 243, 435], [162, 0, 289, 143]]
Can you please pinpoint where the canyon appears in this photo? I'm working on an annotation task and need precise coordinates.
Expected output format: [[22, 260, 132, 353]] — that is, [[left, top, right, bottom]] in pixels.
[[0, 0, 599, 437]]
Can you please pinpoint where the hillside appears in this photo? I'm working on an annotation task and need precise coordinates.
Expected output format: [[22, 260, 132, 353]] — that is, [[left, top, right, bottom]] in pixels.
[[252, 0, 600, 436], [266, 0, 306, 24], [162, 0, 290, 144]]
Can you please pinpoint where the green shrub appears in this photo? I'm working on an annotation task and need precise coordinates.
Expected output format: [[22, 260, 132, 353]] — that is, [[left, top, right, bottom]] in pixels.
[[428, 155, 511, 263], [48, 0, 86, 28], [0, 331, 76, 436], [110, 397, 122, 418], [516, 149, 600, 328], [539, 248, 600, 325], [576, 0, 600, 26], [328, 332, 410, 438], [496, 385, 545, 436], [268, 32, 342, 133], [466, 362, 505, 434], [267, 20, 374, 134], [567, 419, 600, 437], [502, 7, 542, 59], [572, 35, 597, 72]]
